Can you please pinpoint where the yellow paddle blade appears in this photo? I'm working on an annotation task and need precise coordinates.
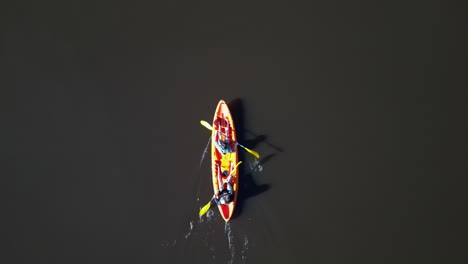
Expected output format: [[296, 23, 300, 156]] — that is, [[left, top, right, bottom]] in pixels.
[[231, 161, 242, 174], [226, 161, 243, 179], [243, 147, 260, 159], [200, 120, 213, 130], [199, 200, 213, 216], [234, 161, 242, 169]]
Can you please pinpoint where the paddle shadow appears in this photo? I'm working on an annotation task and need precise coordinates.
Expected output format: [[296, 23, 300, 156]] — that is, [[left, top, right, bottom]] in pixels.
[[229, 99, 266, 150], [246, 131, 284, 153], [230, 99, 284, 152], [228, 98, 276, 219]]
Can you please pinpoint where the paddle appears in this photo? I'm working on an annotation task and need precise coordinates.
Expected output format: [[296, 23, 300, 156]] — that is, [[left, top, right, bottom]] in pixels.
[[200, 120, 260, 159], [199, 161, 243, 216], [199, 195, 215, 216]]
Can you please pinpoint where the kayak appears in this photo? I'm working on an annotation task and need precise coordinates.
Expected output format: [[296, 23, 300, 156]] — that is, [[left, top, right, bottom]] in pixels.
[[211, 100, 239, 222]]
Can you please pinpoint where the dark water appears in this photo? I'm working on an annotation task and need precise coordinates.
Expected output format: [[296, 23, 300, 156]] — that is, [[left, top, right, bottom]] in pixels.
[[3, 1, 467, 264]]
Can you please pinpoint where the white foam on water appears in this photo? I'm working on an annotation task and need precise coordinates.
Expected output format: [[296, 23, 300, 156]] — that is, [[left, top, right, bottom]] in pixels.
[[250, 159, 260, 170], [199, 137, 211, 167], [160, 240, 173, 248], [198, 208, 214, 223], [225, 222, 235, 264], [241, 234, 249, 262], [206, 209, 214, 222], [209, 245, 216, 261], [184, 221, 194, 239], [256, 164, 263, 172], [198, 213, 204, 223]]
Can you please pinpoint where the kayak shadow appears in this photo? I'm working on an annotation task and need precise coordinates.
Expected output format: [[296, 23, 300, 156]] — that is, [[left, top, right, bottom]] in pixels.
[[230, 99, 284, 152], [228, 98, 273, 220], [229, 98, 266, 150]]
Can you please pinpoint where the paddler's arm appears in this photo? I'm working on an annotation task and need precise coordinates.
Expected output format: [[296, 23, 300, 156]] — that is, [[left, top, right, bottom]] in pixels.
[[222, 173, 234, 185], [213, 193, 222, 205]]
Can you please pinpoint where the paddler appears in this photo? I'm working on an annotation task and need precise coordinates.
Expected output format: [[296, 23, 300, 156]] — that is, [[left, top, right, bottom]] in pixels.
[[214, 117, 236, 155], [214, 139, 235, 155], [214, 181, 234, 205], [214, 168, 234, 205]]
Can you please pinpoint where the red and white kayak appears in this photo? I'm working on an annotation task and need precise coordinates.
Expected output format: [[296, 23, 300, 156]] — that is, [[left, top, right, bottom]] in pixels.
[[211, 100, 239, 222]]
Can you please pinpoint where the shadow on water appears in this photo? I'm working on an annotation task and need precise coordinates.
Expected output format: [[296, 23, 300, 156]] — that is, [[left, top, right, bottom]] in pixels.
[[228, 98, 283, 220]]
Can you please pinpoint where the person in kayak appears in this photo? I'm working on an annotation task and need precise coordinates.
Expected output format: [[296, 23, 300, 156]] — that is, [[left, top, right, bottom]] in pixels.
[[214, 180, 234, 205], [214, 166, 234, 205], [214, 117, 236, 155], [214, 138, 236, 155]]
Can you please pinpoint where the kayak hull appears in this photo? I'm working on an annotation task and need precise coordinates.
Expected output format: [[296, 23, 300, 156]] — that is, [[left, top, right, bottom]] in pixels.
[[211, 100, 238, 222]]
